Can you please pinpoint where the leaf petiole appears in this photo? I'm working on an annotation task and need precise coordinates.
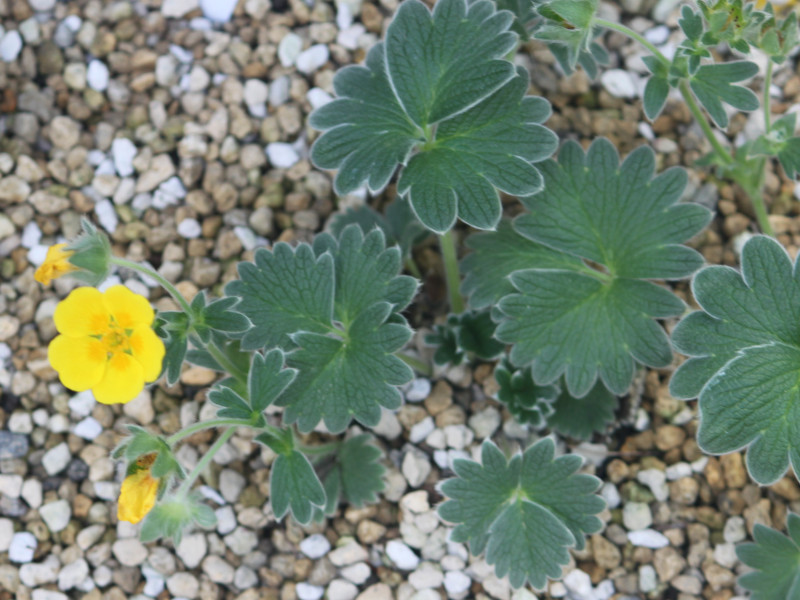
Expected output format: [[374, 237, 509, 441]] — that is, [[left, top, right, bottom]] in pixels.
[[439, 230, 465, 314]]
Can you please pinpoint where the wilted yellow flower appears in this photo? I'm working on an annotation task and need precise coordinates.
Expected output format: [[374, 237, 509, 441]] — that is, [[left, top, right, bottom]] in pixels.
[[48, 285, 165, 404], [118, 454, 159, 524], [34, 244, 78, 285]]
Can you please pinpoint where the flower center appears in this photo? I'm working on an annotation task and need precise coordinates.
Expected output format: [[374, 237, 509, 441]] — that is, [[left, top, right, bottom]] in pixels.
[[101, 317, 132, 357]]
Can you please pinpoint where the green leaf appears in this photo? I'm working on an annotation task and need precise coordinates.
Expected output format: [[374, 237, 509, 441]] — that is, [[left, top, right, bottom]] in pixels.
[[312, 226, 417, 327], [309, 42, 422, 195], [278, 302, 413, 433], [227, 243, 334, 350], [141, 491, 215, 546], [426, 315, 465, 366], [316, 434, 386, 516], [737, 512, 800, 600], [461, 219, 582, 310], [438, 438, 604, 589], [270, 449, 327, 524], [689, 61, 759, 128], [678, 5, 704, 41], [532, 0, 601, 73], [547, 381, 618, 440], [385, 0, 517, 126], [426, 310, 506, 366], [248, 349, 296, 414], [494, 358, 559, 427], [398, 69, 558, 233], [202, 297, 251, 335], [641, 56, 669, 120], [328, 198, 428, 259], [495, 0, 537, 39], [155, 311, 189, 386], [670, 235, 800, 484], [497, 139, 709, 397], [207, 386, 253, 421]]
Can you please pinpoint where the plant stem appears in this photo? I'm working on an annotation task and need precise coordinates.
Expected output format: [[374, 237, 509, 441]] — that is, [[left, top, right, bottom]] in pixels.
[[176, 427, 236, 497], [166, 418, 251, 446], [593, 18, 670, 67], [205, 341, 248, 386], [677, 80, 734, 165], [110, 257, 193, 315], [439, 230, 465, 314], [736, 158, 775, 237], [764, 60, 773, 133], [397, 351, 433, 377]]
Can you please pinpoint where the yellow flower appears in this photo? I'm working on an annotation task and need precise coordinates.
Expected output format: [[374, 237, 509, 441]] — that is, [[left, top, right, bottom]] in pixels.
[[34, 244, 78, 285], [118, 454, 159, 524], [48, 285, 165, 404]]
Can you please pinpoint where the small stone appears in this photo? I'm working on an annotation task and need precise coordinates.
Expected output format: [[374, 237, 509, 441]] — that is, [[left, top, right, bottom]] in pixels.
[[386, 540, 420, 570], [563, 569, 592, 599], [19, 556, 60, 587], [622, 502, 653, 531], [637, 469, 668, 502], [341, 562, 371, 585], [266, 143, 300, 168], [278, 33, 303, 68], [296, 44, 330, 74], [300, 533, 331, 559], [202, 555, 234, 584], [76, 524, 105, 550], [409, 417, 435, 444], [219, 469, 246, 503], [29, 0, 57, 9], [409, 562, 444, 590], [21, 479, 42, 509], [200, 0, 237, 20], [176, 533, 207, 569], [87, 60, 109, 91], [468, 407, 501, 439], [58, 558, 88, 591], [600, 69, 637, 99], [224, 526, 258, 556], [178, 218, 202, 239], [0, 31, 22, 63], [42, 442, 71, 475], [297, 582, 325, 600], [9, 532, 37, 563], [328, 579, 358, 600], [444, 571, 471, 596], [402, 449, 431, 487], [167, 572, 199, 598], [0, 519, 12, 552], [162, 0, 200, 18], [0, 176, 30, 203], [628, 529, 670, 548], [329, 540, 369, 566], [39, 500, 71, 533], [404, 378, 431, 402], [639, 564, 658, 593], [49, 116, 81, 150], [672, 575, 702, 594], [723, 516, 747, 543], [112, 538, 148, 566]]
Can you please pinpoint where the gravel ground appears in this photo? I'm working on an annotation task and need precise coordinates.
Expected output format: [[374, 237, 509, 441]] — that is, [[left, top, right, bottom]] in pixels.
[[2, 0, 800, 599]]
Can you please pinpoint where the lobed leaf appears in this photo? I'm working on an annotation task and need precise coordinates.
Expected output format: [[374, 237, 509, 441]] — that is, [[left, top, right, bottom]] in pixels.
[[689, 61, 759, 128], [671, 235, 800, 484], [270, 449, 327, 524], [737, 512, 800, 600], [248, 349, 296, 414], [495, 139, 710, 397], [438, 438, 604, 589], [547, 381, 618, 440]]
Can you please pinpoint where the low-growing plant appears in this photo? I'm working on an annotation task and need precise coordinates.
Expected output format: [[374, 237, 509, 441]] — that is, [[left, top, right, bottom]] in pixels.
[[34, 0, 800, 594]]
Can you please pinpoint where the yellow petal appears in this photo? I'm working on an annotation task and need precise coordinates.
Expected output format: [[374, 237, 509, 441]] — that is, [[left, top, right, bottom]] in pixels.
[[92, 352, 145, 404], [34, 244, 78, 285], [54, 287, 110, 337], [129, 327, 166, 383], [117, 468, 159, 524], [103, 285, 155, 330], [48, 334, 107, 392]]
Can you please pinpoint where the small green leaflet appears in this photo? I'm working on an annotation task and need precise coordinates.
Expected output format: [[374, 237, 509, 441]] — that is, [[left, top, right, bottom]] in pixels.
[[689, 61, 759, 128], [140, 491, 216, 546], [547, 382, 618, 441], [270, 449, 326, 524], [533, 0, 602, 74], [494, 359, 558, 428], [154, 311, 189, 386], [497, 138, 710, 397], [426, 310, 506, 366], [737, 513, 800, 600], [641, 56, 669, 120], [460, 219, 582, 310], [438, 438, 604, 589], [670, 235, 800, 485], [749, 113, 800, 179], [310, 0, 557, 234]]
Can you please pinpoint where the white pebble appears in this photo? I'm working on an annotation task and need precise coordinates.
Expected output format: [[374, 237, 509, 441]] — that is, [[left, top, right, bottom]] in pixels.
[[665, 462, 692, 481], [327, 580, 358, 600], [40, 499, 71, 533], [296, 583, 324, 600], [42, 442, 71, 476], [600, 68, 637, 99], [409, 417, 435, 444], [177, 218, 202, 239], [68, 391, 96, 417], [296, 44, 329, 75], [444, 571, 471, 595], [337, 24, 366, 50], [94, 199, 118, 233], [266, 143, 300, 168], [270, 76, 291, 107], [599, 483, 620, 509], [111, 138, 137, 177], [200, 0, 237, 21], [278, 33, 303, 68], [386, 540, 420, 570], [636, 469, 668, 502], [307, 87, 333, 110], [300, 534, 331, 559], [9, 531, 37, 563], [20, 222, 42, 249], [0, 31, 22, 62], [87, 60, 109, 91], [563, 569, 593, 598], [627, 529, 670, 548], [404, 378, 431, 402]]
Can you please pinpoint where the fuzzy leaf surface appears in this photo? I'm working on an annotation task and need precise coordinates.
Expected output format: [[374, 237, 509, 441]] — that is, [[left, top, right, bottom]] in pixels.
[[671, 235, 800, 484], [547, 381, 618, 440], [460, 219, 582, 310], [248, 349, 296, 414], [397, 69, 558, 232], [498, 139, 710, 397], [736, 512, 800, 600], [438, 438, 604, 589], [689, 61, 759, 128], [317, 434, 386, 515], [270, 449, 327, 524]]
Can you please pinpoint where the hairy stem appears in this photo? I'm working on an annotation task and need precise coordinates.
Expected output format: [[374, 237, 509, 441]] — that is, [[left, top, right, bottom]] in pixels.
[[439, 230, 465, 314], [764, 60, 773, 133], [677, 80, 734, 165], [176, 427, 236, 497], [593, 18, 670, 67], [111, 257, 193, 315], [167, 418, 252, 446], [205, 341, 248, 387]]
